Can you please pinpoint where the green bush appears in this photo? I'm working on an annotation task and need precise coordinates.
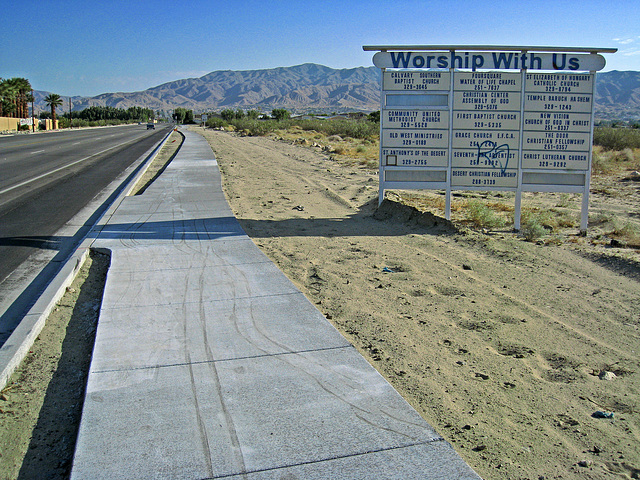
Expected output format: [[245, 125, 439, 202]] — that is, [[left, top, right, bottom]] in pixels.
[[221, 117, 380, 140], [206, 117, 228, 129], [466, 200, 507, 230], [271, 108, 291, 121], [520, 210, 548, 241], [593, 127, 640, 150]]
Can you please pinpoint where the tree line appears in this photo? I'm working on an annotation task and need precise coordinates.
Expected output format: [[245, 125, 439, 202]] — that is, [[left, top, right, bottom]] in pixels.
[[64, 105, 154, 122]]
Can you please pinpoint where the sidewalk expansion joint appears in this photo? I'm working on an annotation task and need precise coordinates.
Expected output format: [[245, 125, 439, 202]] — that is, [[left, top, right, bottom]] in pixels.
[[101, 290, 306, 310], [91, 344, 355, 374], [200, 439, 448, 479], [106, 259, 275, 274]]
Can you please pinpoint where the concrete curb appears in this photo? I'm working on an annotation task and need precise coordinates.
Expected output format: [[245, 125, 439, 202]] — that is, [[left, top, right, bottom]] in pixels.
[[0, 128, 175, 390]]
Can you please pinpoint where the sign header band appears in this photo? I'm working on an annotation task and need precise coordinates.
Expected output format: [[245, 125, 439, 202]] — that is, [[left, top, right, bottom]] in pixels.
[[372, 51, 606, 71]]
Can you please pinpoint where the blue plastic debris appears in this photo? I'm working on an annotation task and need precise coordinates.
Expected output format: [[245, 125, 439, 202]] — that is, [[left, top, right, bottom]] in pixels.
[[382, 267, 395, 273], [592, 411, 614, 419]]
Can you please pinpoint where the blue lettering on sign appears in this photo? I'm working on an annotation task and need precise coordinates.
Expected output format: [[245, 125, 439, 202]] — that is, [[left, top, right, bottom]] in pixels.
[[493, 53, 515, 69], [552, 54, 580, 70], [492, 53, 546, 70], [389, 52, 583, 71]]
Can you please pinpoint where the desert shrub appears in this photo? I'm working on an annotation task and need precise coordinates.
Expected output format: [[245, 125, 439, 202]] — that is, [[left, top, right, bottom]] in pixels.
[[295, 118, 378, 139], [230, 118, 278, 136], [520, 210, 547, 241], [333, 145, 346, 155], [591, 146, 611, 174], [224, 117, 380, 140], [206, 117, 228, 129], [591, 144, 640, 174], [610, 220, 640, 246], [593, 127, 640, 150], [618, 147, 636, 162], [271, 108, 291, 121], [466, 200, 507, 230]]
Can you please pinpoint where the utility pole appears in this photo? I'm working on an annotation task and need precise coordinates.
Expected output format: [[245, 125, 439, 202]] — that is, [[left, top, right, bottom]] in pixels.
[[31, 90, 35, 133]]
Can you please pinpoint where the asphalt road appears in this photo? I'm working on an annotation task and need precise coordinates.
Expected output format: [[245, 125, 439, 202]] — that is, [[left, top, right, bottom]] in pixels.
[[0, 123, 172, 342]]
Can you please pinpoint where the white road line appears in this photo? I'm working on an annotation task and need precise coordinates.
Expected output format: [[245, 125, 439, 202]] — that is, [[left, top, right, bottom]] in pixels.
[[30, 150, 45, 154], [0, 138, 137, 196]]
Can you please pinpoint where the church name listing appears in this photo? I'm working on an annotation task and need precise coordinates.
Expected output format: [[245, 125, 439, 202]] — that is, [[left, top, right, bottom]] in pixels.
[[375, 49, 604, 191]]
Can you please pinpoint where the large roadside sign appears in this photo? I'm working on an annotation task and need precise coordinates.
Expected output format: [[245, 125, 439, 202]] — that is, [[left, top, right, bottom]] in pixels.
[[364, 45, 616, 232]]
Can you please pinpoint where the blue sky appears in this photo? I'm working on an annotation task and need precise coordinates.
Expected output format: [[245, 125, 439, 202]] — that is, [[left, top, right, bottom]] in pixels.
[[1, 0, 638, 97]]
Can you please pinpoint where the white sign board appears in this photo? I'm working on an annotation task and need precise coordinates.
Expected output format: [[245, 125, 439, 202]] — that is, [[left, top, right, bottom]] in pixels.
[[370, 46, 612, 232]]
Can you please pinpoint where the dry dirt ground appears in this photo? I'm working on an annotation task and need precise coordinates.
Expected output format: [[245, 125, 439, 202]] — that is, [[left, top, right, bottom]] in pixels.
[[196, 127, 639, 480], [0, 131, 183, 480], [1, 126, 638, 480]]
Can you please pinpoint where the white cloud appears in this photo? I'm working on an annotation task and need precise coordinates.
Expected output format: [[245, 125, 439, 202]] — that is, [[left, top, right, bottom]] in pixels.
[[621, 48, 640, 56]]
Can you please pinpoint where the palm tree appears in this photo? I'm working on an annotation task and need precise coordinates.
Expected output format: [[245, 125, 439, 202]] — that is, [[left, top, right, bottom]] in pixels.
[[44, 93, 64, 127], [0, 78, 14, 117], [12, 78, 31, 118], [2, 78, 20, 117]]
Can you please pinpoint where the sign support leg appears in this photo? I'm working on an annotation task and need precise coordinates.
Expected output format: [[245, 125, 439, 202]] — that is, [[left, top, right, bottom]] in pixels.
[[514, 191, 522, 231], [580, 189, 589, 234]]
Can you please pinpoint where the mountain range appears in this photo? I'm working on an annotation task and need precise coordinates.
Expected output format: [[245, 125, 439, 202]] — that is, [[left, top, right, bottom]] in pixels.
[[35, 64, 640, 121]]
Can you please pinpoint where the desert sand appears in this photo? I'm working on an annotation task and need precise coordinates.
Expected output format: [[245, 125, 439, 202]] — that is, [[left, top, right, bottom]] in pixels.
[[196, 127, 640, 480]]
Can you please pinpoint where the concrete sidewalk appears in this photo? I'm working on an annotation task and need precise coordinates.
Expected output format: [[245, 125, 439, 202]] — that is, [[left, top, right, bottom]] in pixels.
[[71, 128, 481, 479]]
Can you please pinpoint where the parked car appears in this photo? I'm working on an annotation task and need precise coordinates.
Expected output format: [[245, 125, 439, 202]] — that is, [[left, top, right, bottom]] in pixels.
[[147, 122, 155, 129]]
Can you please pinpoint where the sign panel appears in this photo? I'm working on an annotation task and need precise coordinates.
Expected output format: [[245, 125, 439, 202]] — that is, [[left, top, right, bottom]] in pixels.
[[382, 148, 449, 167], [522, 151, 590, 170], [525, 73, 593, 93], [523, 130, 591, 151], [453, 111, 520, 130], [524, 93, 592, 113], [451, 168, 518, 188], [453, 91, 521, 111], [454, 71, 521, 91], [451, 148, 517, 168], [373, 51, 606, 71], [383, 71, 450, 91], [452, 130, 519, 150], [382, 129, 449, 148], [382, 109, 449, 129], [523, 111, 591, 132]]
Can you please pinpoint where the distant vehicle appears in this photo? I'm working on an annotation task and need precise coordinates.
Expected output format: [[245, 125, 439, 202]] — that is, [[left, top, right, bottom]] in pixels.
[[147, 122, 155, 129]]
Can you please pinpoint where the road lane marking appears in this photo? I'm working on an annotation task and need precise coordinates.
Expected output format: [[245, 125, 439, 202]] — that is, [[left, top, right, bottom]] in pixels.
[[0, 138, 140, 196], [30, 150, 45, 154]]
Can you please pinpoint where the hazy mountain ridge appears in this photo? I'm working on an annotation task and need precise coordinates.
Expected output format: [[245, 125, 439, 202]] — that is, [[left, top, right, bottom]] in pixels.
[[34, 65, 640, 120], [56, 64, 382, 114]]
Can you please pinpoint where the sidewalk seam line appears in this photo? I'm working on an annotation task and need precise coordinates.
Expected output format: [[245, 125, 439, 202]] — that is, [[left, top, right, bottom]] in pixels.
[[100, 290, 306, 310], [91, 345, 355, 374], [200, 439, 449, 479]]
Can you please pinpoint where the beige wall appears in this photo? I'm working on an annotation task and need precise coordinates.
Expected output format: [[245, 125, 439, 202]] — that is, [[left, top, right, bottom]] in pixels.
[[0, 117, 20, 131], [0, 117, 58, 132]]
